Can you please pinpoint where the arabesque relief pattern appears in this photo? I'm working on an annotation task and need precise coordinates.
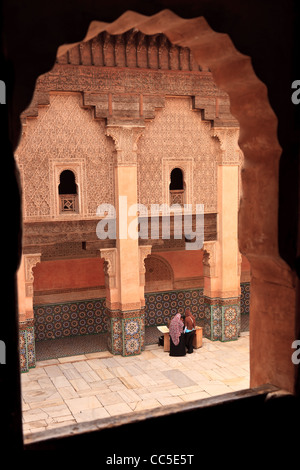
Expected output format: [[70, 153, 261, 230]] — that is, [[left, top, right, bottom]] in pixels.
[[15, 93, 115, 220], [138, 97, 220, 212]]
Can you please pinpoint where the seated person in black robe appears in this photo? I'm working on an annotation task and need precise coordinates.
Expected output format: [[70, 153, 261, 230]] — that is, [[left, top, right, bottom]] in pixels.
[[169, 313, 186, 357]]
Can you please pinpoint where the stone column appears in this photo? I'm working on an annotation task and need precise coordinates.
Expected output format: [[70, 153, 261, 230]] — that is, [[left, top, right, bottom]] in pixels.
[[203, 127, 242, 341], [17, 253, 41, 371], [102, 122, 151, 356]]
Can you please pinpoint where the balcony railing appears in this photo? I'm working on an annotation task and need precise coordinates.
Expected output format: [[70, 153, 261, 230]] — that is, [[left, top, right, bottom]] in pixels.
[[59, 194, 78, 213], [170, 189, 184, 206]]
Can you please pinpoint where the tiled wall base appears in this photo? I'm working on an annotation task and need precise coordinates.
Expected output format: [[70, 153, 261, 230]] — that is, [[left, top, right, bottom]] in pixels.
[[241, 282, 250, 315], [34, 298, 108, 341], [18, 284, 248, 369], [145, 288, 205, 326], [19, 320, 36, 373], [203, 297, 241, 341], [107, 309, 145, 357]]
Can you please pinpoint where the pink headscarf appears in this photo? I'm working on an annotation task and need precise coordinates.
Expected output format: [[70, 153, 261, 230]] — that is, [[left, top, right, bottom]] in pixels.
[[169, 313, 183, 346]]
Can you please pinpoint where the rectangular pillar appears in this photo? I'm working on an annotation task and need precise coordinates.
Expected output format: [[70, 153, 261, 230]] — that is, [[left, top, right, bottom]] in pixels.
[[101, 123, 150, 356], [17, 253, 40, 371], [203, 158, 241, 341]]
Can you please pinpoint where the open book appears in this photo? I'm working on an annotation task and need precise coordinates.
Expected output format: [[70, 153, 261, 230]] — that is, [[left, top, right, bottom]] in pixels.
[[157, 325, 169, 334]]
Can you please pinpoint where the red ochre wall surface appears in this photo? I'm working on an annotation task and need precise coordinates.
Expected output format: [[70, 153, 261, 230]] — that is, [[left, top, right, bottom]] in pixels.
[[158, 251, 250, 280], [33, 258, 105, 292], [32, 252, 250, 293], [158, 250, 204, 279]]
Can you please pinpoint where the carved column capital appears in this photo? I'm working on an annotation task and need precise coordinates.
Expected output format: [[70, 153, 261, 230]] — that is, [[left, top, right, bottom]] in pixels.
[[211, 126, 243, 165], [99, 248, 117, 289], [24, 253, 41, 297], [105, 124, 144, 166], [202, 241, 217, 278], [139, 245, 152, 286]]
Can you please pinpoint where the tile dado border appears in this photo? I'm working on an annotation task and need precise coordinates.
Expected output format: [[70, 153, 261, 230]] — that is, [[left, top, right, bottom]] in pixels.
[[240, 282, 250, 316], [107, 308, 145, 357], [19, 283, 249, 370], [33, 297, 108, 341], [203, 296, 241, 342], [19, 319, 35, 373], [145, 288, 205, 327]]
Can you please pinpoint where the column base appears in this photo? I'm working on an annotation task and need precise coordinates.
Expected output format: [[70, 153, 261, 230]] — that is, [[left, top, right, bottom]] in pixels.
[[19, 319, 36, 373], [203, 296, 241, 341], [107, 308, 145, 356]]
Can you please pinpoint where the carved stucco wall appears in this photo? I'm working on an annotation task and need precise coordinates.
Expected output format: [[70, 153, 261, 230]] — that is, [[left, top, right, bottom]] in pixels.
[[16, 93, 220, 221], [137, 96, 220, 212], [14, 30, 236, 223], [15, 93, 115, 220]]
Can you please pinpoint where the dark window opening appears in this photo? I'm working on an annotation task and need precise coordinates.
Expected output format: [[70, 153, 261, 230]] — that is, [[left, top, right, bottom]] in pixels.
[[58, 170, 78, 213], [59, 170, 77, 195], [169, 167, 184, 190], [170, 168, 184, 206]]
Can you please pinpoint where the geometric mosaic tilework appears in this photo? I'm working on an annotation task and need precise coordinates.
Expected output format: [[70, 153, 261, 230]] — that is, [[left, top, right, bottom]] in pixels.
[[240, 282, 250, 315], [19, 322, 36, 373], [19, 329, 28, 373], [27, 284, 249, 365], [203, 297, 241, 342], [107, 310, 145, 357], [145, 288, 204, 327], [34, 298, 108, 341]]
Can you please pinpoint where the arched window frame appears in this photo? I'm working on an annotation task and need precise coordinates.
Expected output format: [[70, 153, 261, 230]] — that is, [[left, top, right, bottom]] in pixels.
[[51, 161, 86, 217], [162, 158, 193, 209]]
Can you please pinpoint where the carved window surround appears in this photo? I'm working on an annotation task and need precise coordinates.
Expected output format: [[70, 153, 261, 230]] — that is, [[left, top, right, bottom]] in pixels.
[[162, 157, 193, 208], [50, 160, 86, 218]]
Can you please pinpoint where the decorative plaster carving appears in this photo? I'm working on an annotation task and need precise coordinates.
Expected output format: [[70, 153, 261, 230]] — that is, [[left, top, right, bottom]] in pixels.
[[144, 254, 174, 287], [16, 93, 115, 221], [99, 248, 117, 288], [24, 253, 41, 298], [139, 245, 152, 286], [212, 126, 243, 165], [202, 241, 217, 277], [106, 124, 145, 166], [138, 97, 219, 212], [24, 254, 41, 283]]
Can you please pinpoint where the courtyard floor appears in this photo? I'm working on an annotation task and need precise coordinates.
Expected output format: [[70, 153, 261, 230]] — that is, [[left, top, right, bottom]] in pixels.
[[21, 331, 249, 441]]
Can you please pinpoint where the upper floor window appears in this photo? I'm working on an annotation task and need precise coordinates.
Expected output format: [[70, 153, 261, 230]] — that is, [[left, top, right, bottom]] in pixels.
[[169, 167, 184, 205], [58, 170, 79, 213]]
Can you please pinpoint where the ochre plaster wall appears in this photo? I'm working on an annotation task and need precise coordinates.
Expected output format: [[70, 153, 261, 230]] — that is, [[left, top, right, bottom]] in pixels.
[[158, 250, 203, 279], [32, 252, 250, 293], [33, 258, 105, 292]]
